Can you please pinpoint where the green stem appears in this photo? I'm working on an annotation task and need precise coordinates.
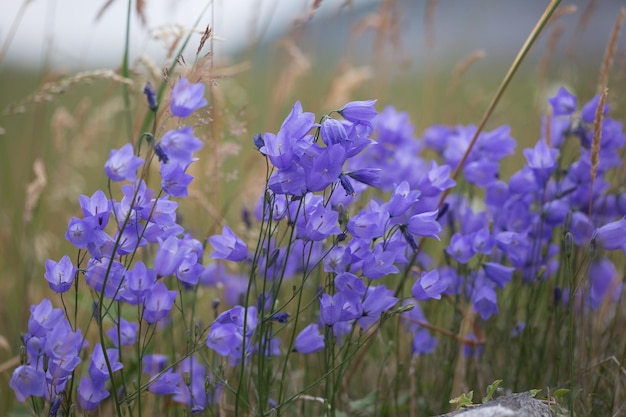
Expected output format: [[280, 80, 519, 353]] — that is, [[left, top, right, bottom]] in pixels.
[[121, 0, 133, 141]]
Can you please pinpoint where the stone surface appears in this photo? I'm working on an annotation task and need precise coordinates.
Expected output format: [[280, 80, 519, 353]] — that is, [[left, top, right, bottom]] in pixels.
[[433, 392, 555, 417]]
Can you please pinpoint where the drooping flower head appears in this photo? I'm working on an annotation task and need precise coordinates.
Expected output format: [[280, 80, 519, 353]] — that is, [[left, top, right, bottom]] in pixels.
[[170, 77, 208, 118]]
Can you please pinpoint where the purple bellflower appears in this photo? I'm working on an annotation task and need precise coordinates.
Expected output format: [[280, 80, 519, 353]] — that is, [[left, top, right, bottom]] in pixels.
[[549, 87, 577, 116], [78, 189, 111, 230], [104, 143, 143, 182], [592, 217, 626, 251], [9, 365, 46, 402], [160, 126, 203, 166], [209, 225, 248, 262], [412, 270, 447, 301], [106, 318, 138, 347], [523, 140, 558, 184], [170, 77, 208, 118], [338, 100, 377, 128], [143, 281, 178, 323], [77, 376, 110, 410], [294, 324, 325, 354], [44, 255, 76, 293]]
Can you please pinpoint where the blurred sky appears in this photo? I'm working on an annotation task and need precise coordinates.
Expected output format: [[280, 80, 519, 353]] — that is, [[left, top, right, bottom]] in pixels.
[[0, 0, 371, 69], [0, 0, 622, 72]]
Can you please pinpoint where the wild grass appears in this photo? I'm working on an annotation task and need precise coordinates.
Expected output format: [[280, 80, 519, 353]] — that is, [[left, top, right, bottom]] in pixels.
[[1, 1, 626, 417]]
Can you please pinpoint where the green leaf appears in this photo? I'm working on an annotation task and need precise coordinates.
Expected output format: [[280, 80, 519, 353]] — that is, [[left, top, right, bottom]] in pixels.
[[553, 388, 570, 398], [528, 389, 541, 398], [349, 391, 378, 416], [449, 391, 474, 410], [482, 379, 503, 403]]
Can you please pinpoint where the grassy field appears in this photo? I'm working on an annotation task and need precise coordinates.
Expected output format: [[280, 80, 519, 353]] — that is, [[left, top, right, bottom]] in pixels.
[[1, 1, 626, 416]]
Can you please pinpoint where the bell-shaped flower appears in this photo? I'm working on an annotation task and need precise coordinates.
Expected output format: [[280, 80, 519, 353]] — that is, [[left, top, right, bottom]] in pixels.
[[412, 270, 447, 301], [104, 143, 143, 182], [294, 324, 324, 354], [143, 281, 178, 323], [549, 87, 577, 116], [10, 365, 46, 402], [209, 225, 248, 262], [170, 77, 207, 118], [44, 255, 76, 293]]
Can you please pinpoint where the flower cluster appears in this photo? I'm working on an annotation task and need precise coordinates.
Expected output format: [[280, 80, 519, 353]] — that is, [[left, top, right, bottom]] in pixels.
[[11, 77, 214, 413], [10, 81, 626, 416]]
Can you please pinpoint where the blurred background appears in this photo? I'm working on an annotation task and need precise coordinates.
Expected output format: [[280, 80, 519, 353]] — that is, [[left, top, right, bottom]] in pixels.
[[1, 0, 625, 414]]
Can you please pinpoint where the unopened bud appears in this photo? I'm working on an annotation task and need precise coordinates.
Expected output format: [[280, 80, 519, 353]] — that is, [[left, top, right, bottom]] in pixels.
[[143, 82, 158, 111], [19, 345, 26, 365], [564, 232, 574, 258]]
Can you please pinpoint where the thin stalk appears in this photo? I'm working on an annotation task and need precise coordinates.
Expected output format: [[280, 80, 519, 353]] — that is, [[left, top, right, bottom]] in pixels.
[[437, 0, 562, 205], [121, 0, 133, 141]]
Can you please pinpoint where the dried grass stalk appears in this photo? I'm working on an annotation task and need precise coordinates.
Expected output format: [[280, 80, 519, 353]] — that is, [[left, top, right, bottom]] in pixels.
[[23, 158, 47, 224], [446, 50, 486, 96], [590, 88, 608, 185], [4, 70, 133, 115], [598, 8, 626, 94]]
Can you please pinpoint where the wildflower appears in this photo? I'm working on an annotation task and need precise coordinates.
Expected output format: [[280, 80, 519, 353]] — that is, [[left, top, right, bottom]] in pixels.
[[88, 344, 123, 382], [28, 299, 64, 338], [472, 285, 498, 320], [472, 227, 495, 254], [446, 233, 475, 264], [207, 323, 243, 357], [412, 270, 447, 301], [170, 77, 207, 118], [407, 210, 441, 240], [463, 159, 499, 187], [160, 127, 203, 166], [106, 318, 138, 347], [362, 243, 400, 279], [319, 292, 345, 326], [294, 324, 325, 353], [407, 329, 435, 356], [209, 225, 248, 262], [44, 320, 82, 360], [303, 204, 341, 241], [143, 354, 168, 375], [44, 255, 76, 293], [346, 168, 382, 187], [581, 93, 609, 124], [358, 285, 398, 330], [523, 140, 558, 184], [388, 181, 420, 217], [148, 368, 182, 395], [338, 100, 377, 128], [78, 189, 112, 229], [588, 258, 618, 310], [304, 144, 346, 192], [483, 262, 514, 289], [77, 376, 110, 410], [592, 217, 626, 251], [323, 246, 351, 273], [418, 161, 456, 197], [143, 281, 178, 323], [259, 131, 296, 169], [143, 81, 158, 111], [125, 261, 156, 304], [65, 217, 95, 249], [154, 236, 186, 276], [9, 365, 46, 402], [84, 257, 126, 299], [548, 87, 576, 116], [320, 117, 348, 147], [104, 143, 143, 182], [268, 164, 308, 196], [160, 161, 193, 197]]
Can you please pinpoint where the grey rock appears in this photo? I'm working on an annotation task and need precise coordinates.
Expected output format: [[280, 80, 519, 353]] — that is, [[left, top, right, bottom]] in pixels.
[[433, 392, 557, 417]]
